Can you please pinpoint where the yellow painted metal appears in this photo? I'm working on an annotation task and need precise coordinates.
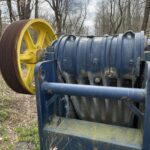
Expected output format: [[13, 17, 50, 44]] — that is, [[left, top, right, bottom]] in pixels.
[[17, 19, 57, 94]]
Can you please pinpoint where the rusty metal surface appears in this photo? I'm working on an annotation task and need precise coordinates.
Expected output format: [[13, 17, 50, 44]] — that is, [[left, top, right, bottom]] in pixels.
[[0, 20, 31, 94]]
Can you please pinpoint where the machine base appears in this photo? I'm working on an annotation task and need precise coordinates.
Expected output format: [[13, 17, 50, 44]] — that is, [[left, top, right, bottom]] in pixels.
[[43, 116, 142, 150]]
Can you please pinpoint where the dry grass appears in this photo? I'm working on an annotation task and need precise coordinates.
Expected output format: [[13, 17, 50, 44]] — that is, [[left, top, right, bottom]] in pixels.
[[0, 75, 38, 150]]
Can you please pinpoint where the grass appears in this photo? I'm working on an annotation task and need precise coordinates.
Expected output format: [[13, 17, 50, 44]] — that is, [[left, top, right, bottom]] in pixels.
[[0, 93, 15, 149], [15, 124, 40, 150], [0, 110, 9, 122], [0, 75, 39, 150]]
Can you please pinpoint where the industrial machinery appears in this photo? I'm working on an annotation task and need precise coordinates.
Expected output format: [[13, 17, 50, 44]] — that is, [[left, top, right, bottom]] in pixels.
[[0, 19, 150, 150]]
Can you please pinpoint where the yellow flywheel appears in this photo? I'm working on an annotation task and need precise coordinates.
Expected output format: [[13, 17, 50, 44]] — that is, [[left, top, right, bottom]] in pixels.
[[0, 19, 57, 94]]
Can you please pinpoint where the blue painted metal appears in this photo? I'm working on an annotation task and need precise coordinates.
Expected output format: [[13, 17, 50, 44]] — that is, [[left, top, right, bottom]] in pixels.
[[34, 31, 150, 150], [42, 82, 145, 102], [43, 123, 142, 150], [143, 62, 150, 150], [123, 100, 144, 119], [35, 60, 146, 150], [54, 31, 145, 77], [35, 60, 58, 150]]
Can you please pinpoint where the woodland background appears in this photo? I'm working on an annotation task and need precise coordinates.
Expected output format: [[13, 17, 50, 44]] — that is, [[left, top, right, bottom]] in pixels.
[[0, 0, 150, 36], [0, 0, 150, 150]]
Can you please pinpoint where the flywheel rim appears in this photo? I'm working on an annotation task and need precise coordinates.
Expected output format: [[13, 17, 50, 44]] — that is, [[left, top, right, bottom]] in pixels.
[[0, 19, 57, 94]]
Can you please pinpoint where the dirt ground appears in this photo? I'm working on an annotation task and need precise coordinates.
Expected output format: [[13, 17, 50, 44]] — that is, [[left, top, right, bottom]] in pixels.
[[0, 75, 38, 150]]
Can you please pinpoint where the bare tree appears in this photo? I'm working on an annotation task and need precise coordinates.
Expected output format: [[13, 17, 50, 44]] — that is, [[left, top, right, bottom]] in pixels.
[[77, 8, 87, 34], [44, 0, 87, 34], [126, 0, 131, 29], [141, 0, 150, 31], [35, 0, 38, 18], [5, 0, 33, 21], [17, 0, 32, 20], [45, 0, 70, 33], [95, 0, 145, 35], [0, 9, 2, 37], [109, 0, 124, 34], [64, 2, 87, 34], [95, 1, 109, 35], [6, 0, 16, 22], [95, 0, 125, 35]]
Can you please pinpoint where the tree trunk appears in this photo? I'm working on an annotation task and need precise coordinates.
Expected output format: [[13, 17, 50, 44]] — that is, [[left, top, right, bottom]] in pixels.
[[17, 0, 22, 20], [7, 0, 16, 22], [127, 0, 131, 29], [0, 9, 2, 37], [25, 0, 32, 19], [114, 0, 123, 34], [35, 0, 39, 18], [56, 17, 62, 33], [141, 0, 150, 31], [17, 0, 32, 20]]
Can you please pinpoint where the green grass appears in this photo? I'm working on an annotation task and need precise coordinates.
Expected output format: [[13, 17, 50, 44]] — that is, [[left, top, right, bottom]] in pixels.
[[0, 110, 9, 122], [0, 128, 11, 144], [0, 124, 14, 150], [0, 76, 39, 149], [15, 124, 40, 150], [0, 94, 11, 123], [0, 99, 39, 150], [0, 92, 15, 149]]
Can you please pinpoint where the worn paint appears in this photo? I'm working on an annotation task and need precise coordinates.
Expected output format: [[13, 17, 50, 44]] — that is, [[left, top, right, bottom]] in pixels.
[[44, 116, 142, 150]]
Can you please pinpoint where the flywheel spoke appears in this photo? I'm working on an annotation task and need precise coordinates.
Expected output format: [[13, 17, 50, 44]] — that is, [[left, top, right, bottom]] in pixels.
[[46, 34, 52, 45], [36, 30, 47, 47], [26, 65, 35, 86], [20, 50, 36, 64], [24, 30, 35, 49]]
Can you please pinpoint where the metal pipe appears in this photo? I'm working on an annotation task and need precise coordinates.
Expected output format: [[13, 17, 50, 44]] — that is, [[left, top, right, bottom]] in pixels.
[[42, 82, 145, 102]]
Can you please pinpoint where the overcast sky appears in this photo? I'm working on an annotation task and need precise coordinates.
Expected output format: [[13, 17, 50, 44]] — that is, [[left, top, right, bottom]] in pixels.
[[39, 0, 98, 34], [1, 0, 98, 34], [85, 0, 98, 34]]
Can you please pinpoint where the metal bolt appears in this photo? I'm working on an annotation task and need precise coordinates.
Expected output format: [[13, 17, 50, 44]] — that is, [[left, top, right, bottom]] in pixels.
[[129, 60, 134, 65], [127, 34, 132, 39], [94, 77, 101, 83], [63, 59, 67, 62], [93, 58, 98, 65]]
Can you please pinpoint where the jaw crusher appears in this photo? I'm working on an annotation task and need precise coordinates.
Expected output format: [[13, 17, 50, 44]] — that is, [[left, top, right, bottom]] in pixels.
[[0, 19, 150, 150]]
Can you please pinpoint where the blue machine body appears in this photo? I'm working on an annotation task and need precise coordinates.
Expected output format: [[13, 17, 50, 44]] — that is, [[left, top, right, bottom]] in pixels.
[[35, 31, 150, 150], [55, 31, 144, 78]]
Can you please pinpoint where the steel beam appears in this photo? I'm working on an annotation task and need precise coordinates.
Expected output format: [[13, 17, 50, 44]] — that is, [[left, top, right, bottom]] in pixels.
[[42, 82, 145, 102]]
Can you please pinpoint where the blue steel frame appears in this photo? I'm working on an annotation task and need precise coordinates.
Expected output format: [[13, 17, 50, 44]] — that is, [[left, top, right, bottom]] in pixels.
[[35, 53, 150, 150]]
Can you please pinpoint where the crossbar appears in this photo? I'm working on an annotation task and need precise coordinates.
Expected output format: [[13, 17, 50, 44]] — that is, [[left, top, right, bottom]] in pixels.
[[42, 82, 145, 102]]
